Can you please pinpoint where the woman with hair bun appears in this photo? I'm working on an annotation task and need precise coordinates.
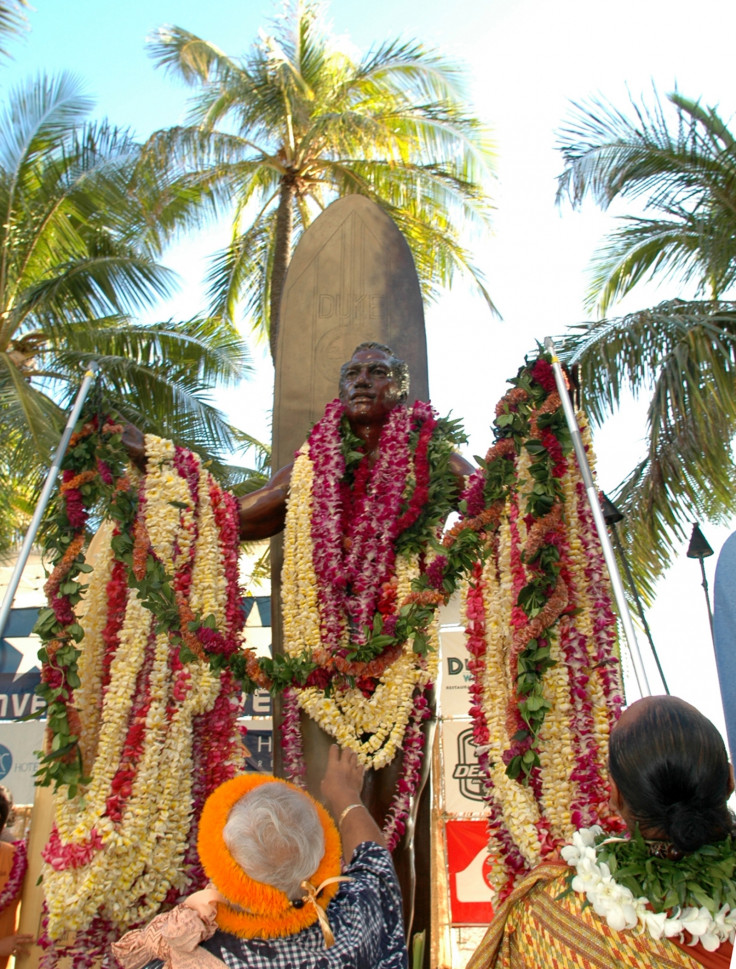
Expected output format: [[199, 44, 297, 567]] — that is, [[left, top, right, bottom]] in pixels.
[[608, 695, 735, 856], [468, 695, 736, 969]]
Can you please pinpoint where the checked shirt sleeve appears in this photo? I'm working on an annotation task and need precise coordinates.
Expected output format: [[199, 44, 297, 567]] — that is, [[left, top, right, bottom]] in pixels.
[[332, 840, 408, 969]]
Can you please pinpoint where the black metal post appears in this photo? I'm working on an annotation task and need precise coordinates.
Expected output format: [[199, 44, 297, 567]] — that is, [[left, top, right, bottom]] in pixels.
[[687, 522, 715, 648]]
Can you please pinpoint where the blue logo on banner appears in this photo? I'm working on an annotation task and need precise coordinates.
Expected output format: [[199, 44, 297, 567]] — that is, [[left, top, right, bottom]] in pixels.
[[0, 745, 12, 779]]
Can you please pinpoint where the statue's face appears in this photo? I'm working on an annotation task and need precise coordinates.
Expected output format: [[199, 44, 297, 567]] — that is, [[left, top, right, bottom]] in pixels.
[[339, 348, 402, 424]]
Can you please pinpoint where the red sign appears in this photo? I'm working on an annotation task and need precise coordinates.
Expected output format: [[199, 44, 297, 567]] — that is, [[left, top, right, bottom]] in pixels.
[[446, 819, 495, 924]]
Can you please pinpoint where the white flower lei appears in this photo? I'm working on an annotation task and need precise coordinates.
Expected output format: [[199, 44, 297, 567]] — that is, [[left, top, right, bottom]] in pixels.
[[562, 826, 736, 952]]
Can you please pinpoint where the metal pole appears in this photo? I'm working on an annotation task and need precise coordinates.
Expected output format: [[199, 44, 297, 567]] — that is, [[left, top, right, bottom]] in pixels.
[[699, 558, 715, 646], [543, 338, 652, 696], [609, 522, 670, 693], [0, 364, 99, 641]]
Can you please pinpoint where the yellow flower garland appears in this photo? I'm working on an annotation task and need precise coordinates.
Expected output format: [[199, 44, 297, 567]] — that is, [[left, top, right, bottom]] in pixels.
[[73, 521, 115, 777], [536, 450, 575, 837], [476, 513, 542, 872], [43, 435, 239, 937], [282, 450, 322, 653], [566, 416, 615, 784], [464, 398, 622, 886]]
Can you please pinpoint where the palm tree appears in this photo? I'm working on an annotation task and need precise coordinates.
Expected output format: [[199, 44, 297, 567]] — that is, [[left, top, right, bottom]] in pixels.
[[555, 90, 736, 590], [0, 0, 27, 57], [145, 0, 496, 360], [0, 72, 264, 552], [557, 90, 736, 312], [559, 298, 736, 595]]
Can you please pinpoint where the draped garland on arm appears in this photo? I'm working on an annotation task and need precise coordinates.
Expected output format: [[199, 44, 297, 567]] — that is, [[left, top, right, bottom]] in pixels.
[[453, 354, 625, 901], [35, 420, 246, 968], [34, 402, 474, 912], [34, 403, 474, 867]]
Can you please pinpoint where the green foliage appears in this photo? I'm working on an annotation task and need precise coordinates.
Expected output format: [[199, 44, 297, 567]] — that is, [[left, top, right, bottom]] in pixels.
[[466, 352, 579, 784], [595, 828, 736, 918], [145, 0, 497, 358], [558, 298, 736, 597], [556, 88, 736, 593], [557, 90, 736, 312], [0, 70, 267, 540]]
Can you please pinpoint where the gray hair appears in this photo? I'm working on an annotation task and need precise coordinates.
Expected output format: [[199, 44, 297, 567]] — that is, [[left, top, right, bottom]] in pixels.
[[222, 782, 325, 899]]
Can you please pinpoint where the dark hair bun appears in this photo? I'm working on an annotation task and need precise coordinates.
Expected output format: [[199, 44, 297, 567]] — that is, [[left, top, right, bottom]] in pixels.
[[609, 697, 734, 852]]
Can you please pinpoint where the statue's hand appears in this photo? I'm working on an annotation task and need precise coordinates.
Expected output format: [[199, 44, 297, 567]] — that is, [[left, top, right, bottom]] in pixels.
[[121, 423, 146, 471]]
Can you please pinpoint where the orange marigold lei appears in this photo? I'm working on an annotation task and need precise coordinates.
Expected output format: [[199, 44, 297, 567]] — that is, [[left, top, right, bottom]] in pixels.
[[197, 774, 343, 939]]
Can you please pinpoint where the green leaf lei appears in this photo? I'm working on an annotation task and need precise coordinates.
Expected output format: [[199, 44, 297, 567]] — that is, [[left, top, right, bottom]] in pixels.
[[592, 827, 736, 919]]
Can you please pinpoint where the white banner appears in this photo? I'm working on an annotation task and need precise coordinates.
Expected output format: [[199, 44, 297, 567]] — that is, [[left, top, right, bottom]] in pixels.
[[439, 628, 472, 718], [439, 718, 487, 815], [0, 720, 45, 806]]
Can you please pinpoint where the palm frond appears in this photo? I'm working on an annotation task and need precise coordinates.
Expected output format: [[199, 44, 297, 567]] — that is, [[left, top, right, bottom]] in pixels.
[[0, 72, 266, 520], [558, 299, 736, 591], [0, 0, 27, 58], [557, 88, 736, 309], [143, 6, 497, 356], [146, 26, 239, 86]]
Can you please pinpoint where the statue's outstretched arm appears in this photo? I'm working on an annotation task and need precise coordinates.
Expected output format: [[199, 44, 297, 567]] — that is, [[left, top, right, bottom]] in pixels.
[[449, 451, 477, 499], [238, 463, 293, 541]]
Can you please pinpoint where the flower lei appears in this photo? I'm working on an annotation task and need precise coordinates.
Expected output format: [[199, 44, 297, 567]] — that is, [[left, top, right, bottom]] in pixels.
[[280, 399, 461, 755], [455, 354, 624, 899], [35, 420, 245, 967], [0, 840, 27, 913], [562, 826, 736, 951], [280, 399, 464, 848]]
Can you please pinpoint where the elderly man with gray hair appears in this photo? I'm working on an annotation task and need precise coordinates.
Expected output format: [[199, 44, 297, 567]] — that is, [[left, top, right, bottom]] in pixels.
[[112, 745, 407, 968]]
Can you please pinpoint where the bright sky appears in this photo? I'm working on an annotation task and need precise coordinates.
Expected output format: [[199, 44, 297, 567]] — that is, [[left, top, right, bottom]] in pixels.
[[6, 0, 736, 738]]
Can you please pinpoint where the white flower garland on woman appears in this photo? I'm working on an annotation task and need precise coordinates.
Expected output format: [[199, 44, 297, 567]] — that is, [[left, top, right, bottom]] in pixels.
[[563, 826, 736, 951]]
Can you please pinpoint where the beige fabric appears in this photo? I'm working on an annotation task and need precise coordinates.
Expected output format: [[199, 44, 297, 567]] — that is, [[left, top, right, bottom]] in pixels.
[[111, 904, 222, 969]]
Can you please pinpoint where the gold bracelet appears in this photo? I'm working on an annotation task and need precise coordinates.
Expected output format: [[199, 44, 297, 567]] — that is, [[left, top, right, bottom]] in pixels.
[[338, 802, 363, 827]]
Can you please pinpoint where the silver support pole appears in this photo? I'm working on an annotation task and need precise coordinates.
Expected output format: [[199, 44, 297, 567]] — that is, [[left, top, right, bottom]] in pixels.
[[0, 364, 100, 641], [543, 338, 652, 696]]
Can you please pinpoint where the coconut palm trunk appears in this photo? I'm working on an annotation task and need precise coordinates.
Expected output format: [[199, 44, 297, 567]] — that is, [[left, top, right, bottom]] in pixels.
[[269, 175, 296, 360]]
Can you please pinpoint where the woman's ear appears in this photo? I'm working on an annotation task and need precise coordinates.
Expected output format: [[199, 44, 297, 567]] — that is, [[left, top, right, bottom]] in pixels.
[[608, 777, 625, 817], [728, 764, 734, 798]]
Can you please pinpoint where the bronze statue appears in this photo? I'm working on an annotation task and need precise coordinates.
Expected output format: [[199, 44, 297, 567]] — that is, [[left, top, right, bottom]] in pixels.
[[239, 342, 471, 537], [123, 341, 473, 942], [238, 341, 473, 939]]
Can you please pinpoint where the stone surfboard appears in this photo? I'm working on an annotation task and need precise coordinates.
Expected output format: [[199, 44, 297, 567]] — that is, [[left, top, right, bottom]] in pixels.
[[272, 194, 429, 471]]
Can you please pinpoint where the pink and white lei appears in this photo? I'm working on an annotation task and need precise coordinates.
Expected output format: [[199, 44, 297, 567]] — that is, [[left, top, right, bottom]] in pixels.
[[308, 399, 432, 648], [282, 399, 444, 850]]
